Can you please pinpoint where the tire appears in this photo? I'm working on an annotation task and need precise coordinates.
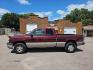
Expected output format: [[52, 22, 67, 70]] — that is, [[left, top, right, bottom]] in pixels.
[[14, 43, 27, 54], [65, 42, 77, 53]]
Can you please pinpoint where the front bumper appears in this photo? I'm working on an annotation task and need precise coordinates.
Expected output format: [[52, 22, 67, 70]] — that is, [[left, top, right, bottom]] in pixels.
[[7, 42, 13, 49], [77, 41, 85, 46]]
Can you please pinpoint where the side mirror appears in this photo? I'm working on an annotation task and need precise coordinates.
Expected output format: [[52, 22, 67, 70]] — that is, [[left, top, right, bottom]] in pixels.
[[31, 34, 33, 38]]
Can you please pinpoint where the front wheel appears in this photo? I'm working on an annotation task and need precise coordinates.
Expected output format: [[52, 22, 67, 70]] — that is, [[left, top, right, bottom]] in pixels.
[[14, 43, 27, 54], [65, 42, 77, 53]]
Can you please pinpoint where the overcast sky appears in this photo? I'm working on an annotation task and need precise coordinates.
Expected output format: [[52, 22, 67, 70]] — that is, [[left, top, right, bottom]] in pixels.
[[0, 0, 93, 21]]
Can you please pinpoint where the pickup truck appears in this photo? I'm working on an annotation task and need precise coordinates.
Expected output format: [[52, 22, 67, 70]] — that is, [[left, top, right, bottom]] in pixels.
[[7, 28, 85, 54]]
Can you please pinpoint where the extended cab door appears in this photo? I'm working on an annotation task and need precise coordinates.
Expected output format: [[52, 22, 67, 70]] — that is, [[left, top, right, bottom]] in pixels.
[[44, 29, 56, 47], [27, 28, 56, 48]]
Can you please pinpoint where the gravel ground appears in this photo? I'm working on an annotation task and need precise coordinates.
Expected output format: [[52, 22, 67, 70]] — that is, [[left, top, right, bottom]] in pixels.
[[0, 35, 93, 70]]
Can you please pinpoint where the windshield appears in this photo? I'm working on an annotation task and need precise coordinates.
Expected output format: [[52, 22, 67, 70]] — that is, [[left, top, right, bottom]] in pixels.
[[26, 31, 33, 35]]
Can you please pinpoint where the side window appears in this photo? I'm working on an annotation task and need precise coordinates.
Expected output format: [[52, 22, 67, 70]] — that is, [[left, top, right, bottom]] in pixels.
[[46, 29, 54, 35], [32, 29, 45, 36]]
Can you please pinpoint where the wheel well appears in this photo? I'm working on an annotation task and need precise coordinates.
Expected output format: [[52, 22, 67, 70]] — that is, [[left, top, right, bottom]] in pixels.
[[65, 40, 77, 46], [13, 41, 26, 46]]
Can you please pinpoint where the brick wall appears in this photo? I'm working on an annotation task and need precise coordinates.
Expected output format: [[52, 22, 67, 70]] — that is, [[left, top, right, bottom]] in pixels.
[[55, 19, 83, 34], [19, 16, 49, 34], [19, 15, 83, 35]]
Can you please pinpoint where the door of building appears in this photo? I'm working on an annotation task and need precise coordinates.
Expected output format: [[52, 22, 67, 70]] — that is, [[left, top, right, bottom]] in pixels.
[[64, 27, 76, 34], [26, 23, 37, 33]]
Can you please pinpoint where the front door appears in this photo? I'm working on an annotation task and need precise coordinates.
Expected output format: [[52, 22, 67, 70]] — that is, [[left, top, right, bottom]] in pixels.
[[28, 29, 56, 48]]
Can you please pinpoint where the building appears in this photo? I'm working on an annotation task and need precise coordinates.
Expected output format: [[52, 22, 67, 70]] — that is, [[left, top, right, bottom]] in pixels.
[[19, 15, 83, 35], [20, 15, 49, 34], [84, 25, 93, 37], [0, 28, 11, 35], [49, 19, 83, 35]]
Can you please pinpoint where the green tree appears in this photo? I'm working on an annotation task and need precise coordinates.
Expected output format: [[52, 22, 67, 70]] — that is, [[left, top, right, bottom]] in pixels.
[[89, 10, 93, 25], [81, 19, 89, 26], [0, 21, 2, 28], [1, 13, 19, 31], [19, 13, 38, 18], [80, 8, 90, 20], [64, 8, 80, 22], [64, 8, 93, 25]]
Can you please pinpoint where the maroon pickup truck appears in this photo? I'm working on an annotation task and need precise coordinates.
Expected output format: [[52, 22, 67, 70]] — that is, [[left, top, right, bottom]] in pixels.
[[7, 28, 85, 54]]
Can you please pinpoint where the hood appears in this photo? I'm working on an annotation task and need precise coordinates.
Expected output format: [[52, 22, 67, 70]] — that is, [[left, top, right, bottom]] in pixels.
[[8, 34, 30, 39]]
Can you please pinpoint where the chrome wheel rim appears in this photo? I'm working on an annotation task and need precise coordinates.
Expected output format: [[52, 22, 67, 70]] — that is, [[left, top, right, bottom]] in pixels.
[[68, 45, 74, 52], [16, 46, 23, 53]]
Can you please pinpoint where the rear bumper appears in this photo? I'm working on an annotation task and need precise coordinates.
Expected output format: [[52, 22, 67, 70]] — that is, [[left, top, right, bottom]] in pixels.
[[77, 41, 85, 46], [7, 42, 13, 49]]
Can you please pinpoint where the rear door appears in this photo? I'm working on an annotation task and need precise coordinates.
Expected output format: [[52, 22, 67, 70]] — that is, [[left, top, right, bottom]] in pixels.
[[44, 29, 56, 47]]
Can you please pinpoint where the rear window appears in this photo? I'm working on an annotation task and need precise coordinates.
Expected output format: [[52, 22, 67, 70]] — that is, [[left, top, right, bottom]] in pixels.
[[46, 29, 54, 35]]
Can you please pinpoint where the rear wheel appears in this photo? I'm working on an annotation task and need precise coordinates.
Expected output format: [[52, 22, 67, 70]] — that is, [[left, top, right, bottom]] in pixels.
[[65, 42, 77, 53], [14, 43, 27, 54]]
